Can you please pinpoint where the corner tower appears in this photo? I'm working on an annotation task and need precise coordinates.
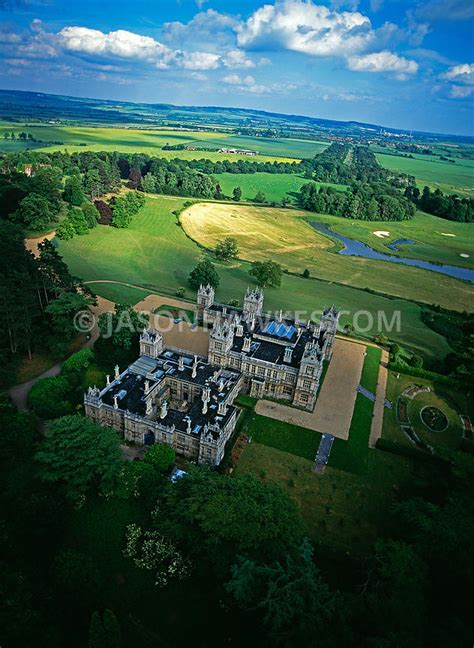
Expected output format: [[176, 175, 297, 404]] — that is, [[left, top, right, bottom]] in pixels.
[[140, 328, 163, 359], [243, 287, 264, 320], [197, 284, 215, 321]]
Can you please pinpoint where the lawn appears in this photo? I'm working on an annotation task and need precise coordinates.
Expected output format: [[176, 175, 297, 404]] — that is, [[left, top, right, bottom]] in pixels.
[[180, 202, 473, 313], [246, 413, 322, 461], [58, 195, 453, 363], [216, 172, 347, 203], [234, 442, 413, 551], [382, 370, 465, 451], [328, 346, 382, 475], [375, 151, 474, 196], [308, 209, 474, 269]]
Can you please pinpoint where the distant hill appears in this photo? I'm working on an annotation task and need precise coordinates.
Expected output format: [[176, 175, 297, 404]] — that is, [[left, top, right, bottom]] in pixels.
[[0, 88, 471, 143]]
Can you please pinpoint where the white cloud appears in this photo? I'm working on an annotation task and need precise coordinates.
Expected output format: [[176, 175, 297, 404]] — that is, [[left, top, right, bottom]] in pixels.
[[222, 73, 269, 93], [180, 51, 220, 70], [449, 85, 473, 98], [222, 49, 255, 68], [163, 9, 239, 44], [236, 0, 398, 58], [346, 51, 418, 77], [442, 63, 474, 84]]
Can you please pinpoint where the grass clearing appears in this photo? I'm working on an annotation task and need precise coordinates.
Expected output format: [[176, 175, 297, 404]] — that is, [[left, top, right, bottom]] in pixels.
[[58, 195, 454, 362], [216, 172, 347, 203], [180, 202, 473, 312], [246, 413, 322, 461]]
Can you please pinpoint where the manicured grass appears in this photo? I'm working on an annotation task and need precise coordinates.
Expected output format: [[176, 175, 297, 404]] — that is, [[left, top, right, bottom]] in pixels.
[[234, 442, 413, 550], [382, 370, 464, 450], [309, 209, 474, 270], [180, 202, 473, 312], [216, 172, 347, 203], [328, 347, 381, 475], [375, 151, 474, 196], [246, 413, 322, 461], [58, 195, 453, 362]]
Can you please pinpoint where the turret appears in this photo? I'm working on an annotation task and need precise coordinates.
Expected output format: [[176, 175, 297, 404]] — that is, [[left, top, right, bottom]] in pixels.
[[140, 328, 163, 359], [208, 319, 234, 366], [197, 284, 215, 320], [320, 305, 339, 360], [243, 287, 264, 319]]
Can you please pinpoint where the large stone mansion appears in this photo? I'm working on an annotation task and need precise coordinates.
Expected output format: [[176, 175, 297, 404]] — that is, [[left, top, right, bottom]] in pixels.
[[84, 286, 339, 466]]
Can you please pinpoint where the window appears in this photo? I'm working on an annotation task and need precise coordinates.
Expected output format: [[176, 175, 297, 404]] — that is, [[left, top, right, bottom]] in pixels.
[[214, 342, 222, 351], [303, 379, 311, 389], [258, 366, 265, 376], [305, 366, 313, 376], [300, 393, 308, 402]]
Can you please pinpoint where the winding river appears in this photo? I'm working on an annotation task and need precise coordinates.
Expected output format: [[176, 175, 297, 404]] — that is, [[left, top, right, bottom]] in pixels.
[[310, 222, 474, 283]]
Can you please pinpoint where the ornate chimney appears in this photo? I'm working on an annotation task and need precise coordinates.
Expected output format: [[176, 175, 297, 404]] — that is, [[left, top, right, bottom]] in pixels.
[[106, 374, 110, 386], [192, 355, 198, 378], [284, 346, 293, 363], [218, 400, 227, 415], [202, 385, 210, 414], [243, 336, 251, 352], [160, 400, 168, 419], [113, 394, 118, 409], [114, 364, 120, 380], [178, 356, 184, 371]]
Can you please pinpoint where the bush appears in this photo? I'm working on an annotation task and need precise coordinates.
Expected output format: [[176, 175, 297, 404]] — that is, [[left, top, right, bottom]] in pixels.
[[302, 268, 310, 278], [143, 443, 175, 473], [28, 375, 74, 419], [388, 362, 458, 385], [176, 287, 186, 298]]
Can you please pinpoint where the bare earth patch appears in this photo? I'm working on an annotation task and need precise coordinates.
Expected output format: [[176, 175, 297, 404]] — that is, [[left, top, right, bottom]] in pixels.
[[25, 231, 56, 257], [255, 338, 366, 440], [373, 230, 390, 238]]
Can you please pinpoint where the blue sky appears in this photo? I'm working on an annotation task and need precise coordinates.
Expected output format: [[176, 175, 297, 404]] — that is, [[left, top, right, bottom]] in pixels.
[[0, 0, 473, 134]]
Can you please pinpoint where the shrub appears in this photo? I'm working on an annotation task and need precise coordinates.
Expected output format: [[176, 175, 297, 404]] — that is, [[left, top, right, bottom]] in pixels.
[[28, 375, 74, 419], [143, 443, 176, 473]]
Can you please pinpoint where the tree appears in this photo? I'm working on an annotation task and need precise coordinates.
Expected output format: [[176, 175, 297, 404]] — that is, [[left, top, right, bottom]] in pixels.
[[302, 268, 310, 278], [28, 375, 74, 419], [82, 202, 100, 228], [214, 237, 239, 261], [143, 443, 175, 473], [188, 259, 220, 290], [35, 415, 122, 501], [88, 610, 121, 648], [96, 304, 148, 368], [12, 193, 54, 229], [63, 175, 85, 206], [410, 354, 423, 368], [45, 290, 95, 340], [249, 260, 282, 288], [254, 191, 266, 203], [232, 186, 242, 201]]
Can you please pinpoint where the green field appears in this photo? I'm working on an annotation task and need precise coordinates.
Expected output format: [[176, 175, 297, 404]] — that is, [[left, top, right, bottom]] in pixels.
[[216, 172, 347, 203], [180, 202, 473, 312], [375, 151, 474, 196], [309, 210, 474, 269], [0, 123, 316, 163], [58, 195, 453, 362]]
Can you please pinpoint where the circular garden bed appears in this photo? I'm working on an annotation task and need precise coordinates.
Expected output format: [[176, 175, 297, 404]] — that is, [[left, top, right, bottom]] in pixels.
[[420, 406, 449, 432]]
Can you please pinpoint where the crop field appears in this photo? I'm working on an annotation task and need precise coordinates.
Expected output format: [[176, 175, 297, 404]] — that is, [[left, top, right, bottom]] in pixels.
[[58, 195, 453, 362], [308, 210, 474, 268], [0, 122, 320, 162], [180, 202, 473, 312], [374, 151, 474, 196], [216, 172, 347, 203]]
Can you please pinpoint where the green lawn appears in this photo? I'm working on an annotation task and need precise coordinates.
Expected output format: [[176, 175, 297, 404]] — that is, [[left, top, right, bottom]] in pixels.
[[328, 347, 382, 475], [235, 442, 413, 551], [216, 172, 347, 203], [181, 202, 473, 313], [246, 413, 322, 461], [58, 195, 454, 362], [375, 151, 474, 196], [308, 209, 474, 269]]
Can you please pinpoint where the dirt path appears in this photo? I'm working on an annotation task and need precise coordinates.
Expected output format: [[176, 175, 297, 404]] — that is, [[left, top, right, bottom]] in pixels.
[[369, 350, 389, 448], [8, 296, 115, 411], [255, 338, 366, 440], [25, 231, 56, 257]]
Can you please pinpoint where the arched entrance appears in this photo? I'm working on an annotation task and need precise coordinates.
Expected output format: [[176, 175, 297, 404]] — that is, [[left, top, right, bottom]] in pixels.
[[144, 430, 155, 445]]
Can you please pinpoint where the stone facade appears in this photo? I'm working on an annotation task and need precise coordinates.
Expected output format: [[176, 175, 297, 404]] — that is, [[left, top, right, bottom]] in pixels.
[[84, 287, 339, 466]]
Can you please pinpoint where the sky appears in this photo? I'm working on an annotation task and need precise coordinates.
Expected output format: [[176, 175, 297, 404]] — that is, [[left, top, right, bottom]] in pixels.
[[0, 0, 473, 135]]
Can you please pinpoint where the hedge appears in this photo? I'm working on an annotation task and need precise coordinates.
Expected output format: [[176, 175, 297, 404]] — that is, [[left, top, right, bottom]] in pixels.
[[387, 362, 458, 385]]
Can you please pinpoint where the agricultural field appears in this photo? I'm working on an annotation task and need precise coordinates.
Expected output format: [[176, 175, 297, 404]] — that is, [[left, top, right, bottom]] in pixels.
[[374, 151, 474, 196], [216, 172, 347, 203], [309, 209, 474, 269], [0, 122, 319, 162], [58, 194, 453, 363], [180, 202, 473, 312]]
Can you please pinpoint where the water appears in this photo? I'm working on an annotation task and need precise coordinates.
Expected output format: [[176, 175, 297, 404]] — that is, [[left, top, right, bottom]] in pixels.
[[386, 238, 416, 251], [310, 222, 474, 283]]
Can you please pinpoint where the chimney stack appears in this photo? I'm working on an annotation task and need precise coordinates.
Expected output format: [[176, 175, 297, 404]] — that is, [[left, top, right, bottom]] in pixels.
[[284, 346, 293, 363], [106, 374, 110, 386], [243, 336, 251, 352], [114, 364, 120, 380], [160, 400, 168, 419], [178, 356, 184, 371]]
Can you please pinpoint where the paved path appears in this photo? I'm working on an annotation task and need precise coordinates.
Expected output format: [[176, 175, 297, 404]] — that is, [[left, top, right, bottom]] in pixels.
[[255, 338, 366, 440], [369, 349, 389, 448]]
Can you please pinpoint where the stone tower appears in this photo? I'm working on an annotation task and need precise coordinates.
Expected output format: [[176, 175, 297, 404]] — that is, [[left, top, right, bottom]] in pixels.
[[320, 305, 339, 359], [294, 341, 322, 410], [197, 284, 215, 321], [208, 319, 234, 366], [140, 328, 163, 359], [243, 287, 264, 320]]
